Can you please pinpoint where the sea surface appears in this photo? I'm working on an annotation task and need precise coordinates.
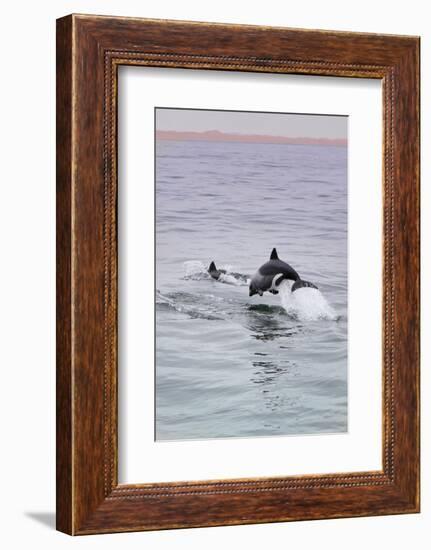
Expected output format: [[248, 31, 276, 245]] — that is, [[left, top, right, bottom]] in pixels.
[[155, 139, 348, 440]]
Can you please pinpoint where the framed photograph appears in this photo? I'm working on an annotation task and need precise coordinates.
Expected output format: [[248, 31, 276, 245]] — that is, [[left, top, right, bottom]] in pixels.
[[56, 14, 420, 535]]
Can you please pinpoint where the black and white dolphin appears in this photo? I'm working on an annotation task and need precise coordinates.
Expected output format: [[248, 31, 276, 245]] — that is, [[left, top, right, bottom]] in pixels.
[[249, 248, 318, 297], [208, 261, 226, 281], [208, 261, 249, 284]]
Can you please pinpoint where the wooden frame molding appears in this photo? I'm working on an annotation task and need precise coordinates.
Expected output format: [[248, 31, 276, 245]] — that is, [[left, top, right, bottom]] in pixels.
[[56, 14, 420, 535]]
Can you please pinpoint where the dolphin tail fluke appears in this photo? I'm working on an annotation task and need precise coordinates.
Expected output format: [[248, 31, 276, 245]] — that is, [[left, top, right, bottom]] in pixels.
[[291, 279, 318, 292], [208, 261, 217, 272]]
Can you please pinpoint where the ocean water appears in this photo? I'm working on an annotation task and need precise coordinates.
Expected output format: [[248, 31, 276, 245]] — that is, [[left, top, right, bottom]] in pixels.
[[155, 139, 348, 440]]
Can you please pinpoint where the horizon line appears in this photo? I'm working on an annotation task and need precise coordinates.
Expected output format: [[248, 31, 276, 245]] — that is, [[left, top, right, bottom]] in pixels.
[[156, 129, 347, 146]]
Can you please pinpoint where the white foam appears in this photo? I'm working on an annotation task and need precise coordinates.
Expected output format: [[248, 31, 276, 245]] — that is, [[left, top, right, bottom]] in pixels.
[[278, 280, 337, 321], [183, 260, 208, 278], [218, 273, 241, 286]]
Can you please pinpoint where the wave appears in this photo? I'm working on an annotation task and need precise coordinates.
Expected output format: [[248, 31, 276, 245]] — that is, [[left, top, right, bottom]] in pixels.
[[247, 304, 287, 315], [278, 280, 338, 321], [156, 290, 225, 321]]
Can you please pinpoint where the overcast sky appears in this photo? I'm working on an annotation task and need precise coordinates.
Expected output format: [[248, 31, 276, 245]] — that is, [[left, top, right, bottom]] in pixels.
[[156, 108, 347, 139]]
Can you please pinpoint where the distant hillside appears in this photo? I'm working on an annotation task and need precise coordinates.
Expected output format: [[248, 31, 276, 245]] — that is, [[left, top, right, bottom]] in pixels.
[[156, 129, 347, 147]]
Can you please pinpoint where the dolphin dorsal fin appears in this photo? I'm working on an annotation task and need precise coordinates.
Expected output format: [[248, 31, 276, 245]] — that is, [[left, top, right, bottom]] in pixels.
[[270, 248, 279, 260], [209, 261, 217, 271]]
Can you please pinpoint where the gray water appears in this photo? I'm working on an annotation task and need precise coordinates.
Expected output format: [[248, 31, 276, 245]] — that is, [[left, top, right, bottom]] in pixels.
[[155, 139, 347, 440]]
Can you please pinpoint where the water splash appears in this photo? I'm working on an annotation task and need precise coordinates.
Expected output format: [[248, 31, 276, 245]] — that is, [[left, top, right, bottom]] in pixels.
[[278, 280, 337, 321], [183, 260, 210, 281], [218, 272, 243, 286]]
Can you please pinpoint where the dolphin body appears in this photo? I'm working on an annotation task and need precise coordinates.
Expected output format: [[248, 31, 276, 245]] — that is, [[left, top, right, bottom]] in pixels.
[[208, 261, 227, 281], [208, 261, 249, 284], [249, 248, 318, 297]]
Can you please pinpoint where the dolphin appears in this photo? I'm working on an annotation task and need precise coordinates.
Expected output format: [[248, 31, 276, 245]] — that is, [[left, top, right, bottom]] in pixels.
[[249, 248, 318, 297], [208, 261, 227, 281]]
